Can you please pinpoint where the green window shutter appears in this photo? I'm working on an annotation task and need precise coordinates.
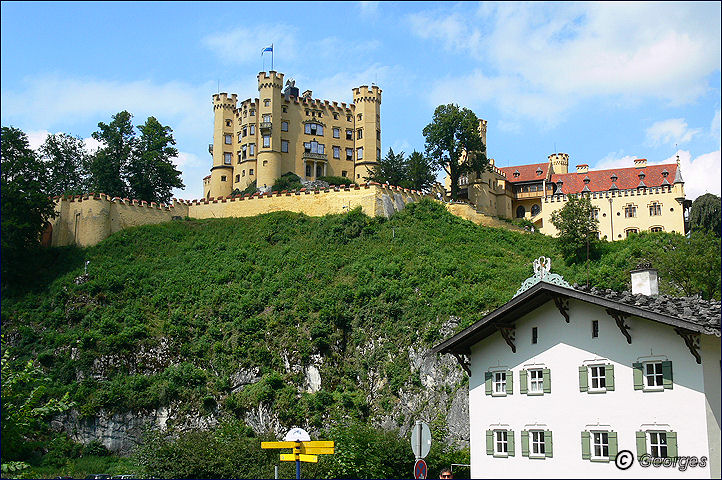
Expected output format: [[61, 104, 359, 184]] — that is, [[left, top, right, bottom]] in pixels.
[[635, 431, 647, 458], [486, 430, 494, 455], [579, 366, 588, 392], [662, 361, 673, 390], [608, 431, 618, 460], [521, 430, 529, 457], [605, 364, 615, 391], [543, 368, 551, 394], [520, 370, 528, 395], [506, 370, 513, 395], [581, 431, 591, 460], [633, 362, 644, 390], [485, 372, 492, 395], [507, 430, 515, 457], [667, 431, 678, 457], [544, 430, 553, 458]]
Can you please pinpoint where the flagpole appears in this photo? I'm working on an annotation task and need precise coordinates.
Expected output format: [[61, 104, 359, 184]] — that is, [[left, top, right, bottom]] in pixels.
[[271, 43, 274, 71]]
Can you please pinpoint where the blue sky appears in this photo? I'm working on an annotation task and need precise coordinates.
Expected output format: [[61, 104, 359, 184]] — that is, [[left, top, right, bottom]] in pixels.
[[2, 1, 720, 200]]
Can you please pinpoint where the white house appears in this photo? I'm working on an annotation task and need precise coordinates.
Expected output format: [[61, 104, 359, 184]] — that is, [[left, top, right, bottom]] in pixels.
[[433, 258, 721, 478]]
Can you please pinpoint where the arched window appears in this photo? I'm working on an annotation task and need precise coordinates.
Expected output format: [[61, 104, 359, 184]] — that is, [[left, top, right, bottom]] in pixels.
[[531, 204, 541, 216], [516, 205, 526, 218]]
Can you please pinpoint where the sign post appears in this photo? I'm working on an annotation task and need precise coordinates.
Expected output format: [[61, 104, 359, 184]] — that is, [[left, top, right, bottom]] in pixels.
[[261, 428, 334, 480], [410, 420, 431, 479]]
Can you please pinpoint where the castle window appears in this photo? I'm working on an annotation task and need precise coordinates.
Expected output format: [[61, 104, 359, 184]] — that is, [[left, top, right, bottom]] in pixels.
[[516, 205, 525, 218], [625, 228, 639, 237], [221, 175, 227, 181], [281, 121, 288, 132], [357, 113, 362, 121], [649, 202, 661, 216], [242, 126, 247, 137], [342, 170, 347, 177], [531, 204, 541, 216], [357, 147, 363, 160], [591, 208, 599, 220], [235, 174, 240, 183], [249, 169, 254, 175], [357, 129, 363, 139], [650, 226, 663, 232], [624, 204, 637, 218], [249, 143, 255, 156], [262, 114, 271, 123], [333, 127, 340, 138], [346, 129, 353, 140], [347, 115, 352, 122], [281, 140, 289, 153], [304, 141, 324, 154], [318, 112, 323, 118], [238, 132, 242, 143], [242, 170, 245, 177], [263, 135, 270, 148], [377, 148, 381, 161], [304, 123, 323, 136], [250, 110, 255, 116], [316, 164, 323, 177], [333, 113, 338, 120], [224, 134, 232, 145], [333, 146, 340, 159], [263, 99, 270, 107], [377, 129, 380, 141], [224, 153, 232, 164], [306, 164, 312, 177], [250, 125, 256, 135], [282, 105, 287, 113], [225, 120, 231, 127], [592, 320, 599, 338], [241, 145, 247, 160], [346, 148, 353, 161]]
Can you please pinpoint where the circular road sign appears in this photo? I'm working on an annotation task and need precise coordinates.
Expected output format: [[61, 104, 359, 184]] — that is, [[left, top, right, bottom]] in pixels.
[[410, 421, 432, 458], [414, 459, 428, 479], [284, 427, 311, 442]]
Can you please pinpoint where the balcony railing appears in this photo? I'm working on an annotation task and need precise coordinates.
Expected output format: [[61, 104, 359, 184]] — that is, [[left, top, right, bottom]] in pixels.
[[302, 152, 327, 161], [260, 122, 272, 133]]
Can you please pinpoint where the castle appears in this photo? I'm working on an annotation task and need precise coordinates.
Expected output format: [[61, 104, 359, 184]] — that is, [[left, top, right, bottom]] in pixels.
[[204, 71, 381, 199], [447, 120, 690, 240]]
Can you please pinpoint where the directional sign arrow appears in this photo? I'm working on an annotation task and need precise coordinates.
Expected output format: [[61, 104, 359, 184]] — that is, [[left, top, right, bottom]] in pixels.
[[280, 453, 318, 463]]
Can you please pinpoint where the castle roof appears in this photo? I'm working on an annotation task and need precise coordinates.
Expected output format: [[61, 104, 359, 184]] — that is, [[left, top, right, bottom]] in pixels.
[[551, 163, 678, 194], [499, 163, 549, 183]]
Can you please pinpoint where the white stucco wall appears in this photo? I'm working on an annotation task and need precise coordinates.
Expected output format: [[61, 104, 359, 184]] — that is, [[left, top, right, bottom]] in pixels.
[[468, 299, 717, 478]]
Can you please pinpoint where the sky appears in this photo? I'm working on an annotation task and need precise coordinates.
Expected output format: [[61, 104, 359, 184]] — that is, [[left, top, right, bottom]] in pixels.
[[1, 1, 720, 201]]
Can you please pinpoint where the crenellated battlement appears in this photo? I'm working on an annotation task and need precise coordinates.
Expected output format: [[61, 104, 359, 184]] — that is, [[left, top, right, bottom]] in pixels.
[[212, 92, 238, 110], [543, 185, 677, 203], [257, 70, 284, 90], [352, 85, 382, 104]]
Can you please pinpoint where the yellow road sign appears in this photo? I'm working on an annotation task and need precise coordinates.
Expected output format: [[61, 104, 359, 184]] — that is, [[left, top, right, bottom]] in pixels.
[[280, 453, 318, 463], [302, 441, 334, 448], [261, 441, 298, 449], [301, 446, 334, 454]]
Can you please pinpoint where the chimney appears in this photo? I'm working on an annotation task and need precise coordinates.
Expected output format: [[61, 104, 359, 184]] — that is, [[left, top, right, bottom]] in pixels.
[[302, 90, 313, 99], [631, 262, 658, 296], [576, 164, 589, 174], [634, 158, 647, 168]]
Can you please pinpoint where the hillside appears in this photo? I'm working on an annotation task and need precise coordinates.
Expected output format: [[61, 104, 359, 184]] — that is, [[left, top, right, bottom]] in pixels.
[[2, 199, 719, 455]]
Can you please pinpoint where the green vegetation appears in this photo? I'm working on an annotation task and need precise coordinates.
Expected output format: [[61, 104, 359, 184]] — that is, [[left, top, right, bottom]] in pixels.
[[271, 172, 304, 192], [549, 195, 600, 263], [1, 199, 719, 476], [318, 175, 354, 186], [689, 193, 721, 236], [366, 148, 436, 191]]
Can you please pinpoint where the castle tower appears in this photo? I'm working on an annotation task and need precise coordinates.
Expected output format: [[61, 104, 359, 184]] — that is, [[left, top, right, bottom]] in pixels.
[[549, 153, 569, 175], [255, 71, 284, 190], [478, 119, 488, 149], [209, 92, 238, 198], [351, 85, 382, 181]]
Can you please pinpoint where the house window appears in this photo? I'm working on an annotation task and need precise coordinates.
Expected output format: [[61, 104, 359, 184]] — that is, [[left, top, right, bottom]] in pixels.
[[592, 320, 599, 338], [249, 143, 255, 156], [357, 129, 363, 139], [342, 170, 347, 177], [649, 202, 662, 216], [263, 135, 270, 148], [580, 364, 614, 393], [281, 140, 289, 153], [306, 164, 312, 177], [333, 127, 340, 138], [530, 431, 545, 457], [223, 153, 232, 165], [263, 99, 270, 107], [224, 134, 232, 145], [520, 368, 549, 395], [486, 429, 515, 457], [262, 114, 271, 123], [649, 432, 668, 458], [250, 125, 256, 135], [496, 430, 508, 455], [650, 226, 663, 232], [333, 146, 340, 159], [249, 169, 254, 175], [624, 204, 637, 217], [493, 372, 506, 394], [529, 369, 543, 393], [357, 147, 363, 160], [346, 148, 353, 161], [346, 129, 353, 140], [645, 362, 664, 389], [634, 361, 672, 391], [592, 432, 609, 460], [281, 121, 288, 132], [531, 327, 537, 344], [221, 175, 227, 181]]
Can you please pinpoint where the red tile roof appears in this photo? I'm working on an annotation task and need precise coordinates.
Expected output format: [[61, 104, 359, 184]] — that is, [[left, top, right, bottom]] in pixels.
[[499, 163, 549, 183], [551, 163, 677, 194]]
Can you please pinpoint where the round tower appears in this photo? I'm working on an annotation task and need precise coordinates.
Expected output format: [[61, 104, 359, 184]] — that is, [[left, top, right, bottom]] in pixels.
[[478, 118, 488, 149], [352, 85, 382, 182], [209, 92, 237, 198], [255, 71, 284, 190], [549, 152, 569, 175]]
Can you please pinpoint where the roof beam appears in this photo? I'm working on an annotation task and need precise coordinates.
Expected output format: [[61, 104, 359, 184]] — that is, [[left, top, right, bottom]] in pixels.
[[606, 308, 632, 344], [674, 328, 701, 364]]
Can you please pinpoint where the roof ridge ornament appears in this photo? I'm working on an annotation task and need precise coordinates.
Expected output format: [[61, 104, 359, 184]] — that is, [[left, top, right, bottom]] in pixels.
[[514, 256, 572, 297]]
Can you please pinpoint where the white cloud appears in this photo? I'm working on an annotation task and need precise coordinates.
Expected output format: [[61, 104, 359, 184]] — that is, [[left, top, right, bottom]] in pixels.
[[645, 118, 701, 147], [202, 24, 299, 66], [409, 2, 721, 123], [712, 109, 721, 145], [594, 153, 640, 172], [26, 129, 103, 154]]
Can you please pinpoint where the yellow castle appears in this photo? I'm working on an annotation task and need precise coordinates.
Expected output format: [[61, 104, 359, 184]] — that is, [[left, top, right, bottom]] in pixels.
[[204, 71, 381, 199], [447, 120, 690, 240]]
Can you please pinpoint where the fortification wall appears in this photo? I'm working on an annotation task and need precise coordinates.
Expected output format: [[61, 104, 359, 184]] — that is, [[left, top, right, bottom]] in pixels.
[[445, 203, 526, 231], [50, 194, 189, 247]]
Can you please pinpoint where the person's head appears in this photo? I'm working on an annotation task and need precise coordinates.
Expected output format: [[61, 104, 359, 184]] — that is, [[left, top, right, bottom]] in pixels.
[[439, 468, 453, 479]]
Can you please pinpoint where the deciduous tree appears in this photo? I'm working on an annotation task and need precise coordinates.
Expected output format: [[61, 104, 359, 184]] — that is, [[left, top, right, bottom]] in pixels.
[[39, 132, 88, 196], [422, 104, 487, 200], [88, 111, 135, 198], [689, 193, 721, 236], [549, 194, 600, 263]]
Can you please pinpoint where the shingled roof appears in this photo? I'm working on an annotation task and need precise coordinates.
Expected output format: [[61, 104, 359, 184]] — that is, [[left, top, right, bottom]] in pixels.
[[551, 163, 678, 194], [499, 163, 549, 183]]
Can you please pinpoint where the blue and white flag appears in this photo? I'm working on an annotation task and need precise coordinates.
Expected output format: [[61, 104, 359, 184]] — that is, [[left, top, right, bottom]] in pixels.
[[261, 44, 273, 55]]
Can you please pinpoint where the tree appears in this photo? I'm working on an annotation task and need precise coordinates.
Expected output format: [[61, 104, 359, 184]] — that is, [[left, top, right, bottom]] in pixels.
[[366, 147, 408, 187], [366, 148, 436, 191], [39, 132, 88, 196], [651, 231, 721, 299], [422, 104, 487, 200], [88, 111, 135, 198], [127, 116, 184, 203], [1, 126, 56, 284], [549, 194, 600, 263], [1, 336, 73, 474], [406, 150, 437, 192], [689, 193, 721, 236]]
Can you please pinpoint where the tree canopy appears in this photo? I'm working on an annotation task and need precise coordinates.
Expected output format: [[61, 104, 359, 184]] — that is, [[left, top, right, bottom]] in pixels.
[[422, 104, 487, 200], [89, 111, 135, 199], [366, 148, 436, 192], [689, 193, 721, 236], [39, 132, 88, 197], [549, 195, 600, 263]]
